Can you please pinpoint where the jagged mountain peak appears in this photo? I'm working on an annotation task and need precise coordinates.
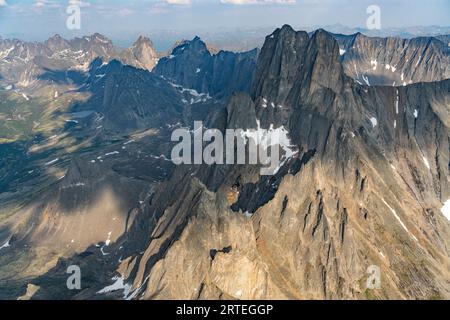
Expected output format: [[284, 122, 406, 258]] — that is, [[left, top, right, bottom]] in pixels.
[[46, 33, 64, 41], [45, 33, 70, 51], [154, 35, 257, 98], [309, 27, 342, 59], [123, 35, 158, 71], [171, 35, 210, 57], [133, 35, 154, 47], [91, 32, 111, 42], [277, 24, 296, 35], [269, 24, 309, 41], [252, 25, 346, 105]]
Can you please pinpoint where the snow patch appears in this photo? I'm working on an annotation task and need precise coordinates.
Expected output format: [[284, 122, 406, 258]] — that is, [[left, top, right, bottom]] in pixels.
[[370, 60, 378, 70], [0, 238, 11, 251], [370, 117, 378, 128], [0, 47, 14, 59], [240, 120, 297, 175], [395, 89, 399, 114], [62, 182, 85, 189], [415, 55, 421, 67], [382, 198, 418, 242], [105, 231, 112, 246], [97, 276, 132, 299], [422, 157, 430, 170], [100, 246, 110, 256], [362, 75, 370, 86], [243, 211, 253, 218], [441, 200, 450, 221], [261, 98, 268, 108], [45, 158, 59, 166], [104, 151, 119, 157]]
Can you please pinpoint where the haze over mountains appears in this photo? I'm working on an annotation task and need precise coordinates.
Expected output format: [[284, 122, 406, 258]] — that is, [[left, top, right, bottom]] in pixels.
[[0, 25, 449, 300]]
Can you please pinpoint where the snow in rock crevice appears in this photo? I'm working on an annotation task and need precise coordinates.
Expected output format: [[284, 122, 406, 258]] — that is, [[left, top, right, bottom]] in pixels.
[[45, 158, 59, 166], [382, 198, 418, 242], [422, 157, 430, 170], [370, 59, 377, 71], [240, 119, 297, 175], [395, 89, 399, 114], [441, 200, 450, 221], [362, 75, 370, 86], [0, 238, 11, 251], [97, 276, 132, 299]]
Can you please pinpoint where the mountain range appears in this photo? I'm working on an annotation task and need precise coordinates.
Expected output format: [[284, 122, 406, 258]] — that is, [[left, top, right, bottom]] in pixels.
[[0, 26, 449, 300]]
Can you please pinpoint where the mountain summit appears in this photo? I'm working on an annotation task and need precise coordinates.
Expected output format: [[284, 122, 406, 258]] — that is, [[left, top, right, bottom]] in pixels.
[[120, 35, 159, 71]]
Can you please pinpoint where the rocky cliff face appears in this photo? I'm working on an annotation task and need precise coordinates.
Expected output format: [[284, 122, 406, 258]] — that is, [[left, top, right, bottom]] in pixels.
[[336, 32, 450, 86], [120, 36, 159, 71], [154, 36, 259, 99], [90, 25, 450, 300], [78, 59, 186, 133]]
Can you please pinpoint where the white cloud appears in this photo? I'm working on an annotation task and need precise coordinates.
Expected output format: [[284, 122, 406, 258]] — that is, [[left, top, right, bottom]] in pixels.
[[149, 0, 191, 14], [68, 0, 91, 7], [0, 0, 7, 7], [220, 0, 296, 4], [33, 0, 90, 8], [34, 0, 61, 8], [34, 0, 48, 7], [164, 0, 192, 4]]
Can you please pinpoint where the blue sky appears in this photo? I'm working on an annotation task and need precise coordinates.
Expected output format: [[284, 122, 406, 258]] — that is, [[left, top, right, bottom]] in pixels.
[[1, 0, 449, 45]]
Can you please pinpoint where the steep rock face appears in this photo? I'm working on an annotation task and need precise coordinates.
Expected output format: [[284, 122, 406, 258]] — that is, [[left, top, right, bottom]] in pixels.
[[120, 36, 159, 71], [436, 35, 450, 47], [336, 33, 450, 86], [154, 36, 258, 98], [77, 59, 185, 132], [104, 26, 450, 300]]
